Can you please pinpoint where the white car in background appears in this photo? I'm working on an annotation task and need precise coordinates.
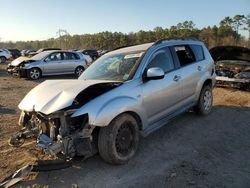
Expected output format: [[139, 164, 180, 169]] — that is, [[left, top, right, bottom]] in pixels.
[[0, 49, 12, 63]]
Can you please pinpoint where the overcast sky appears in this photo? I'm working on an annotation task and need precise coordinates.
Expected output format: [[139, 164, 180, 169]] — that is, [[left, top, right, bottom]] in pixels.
[[0, 0, 249, 41]]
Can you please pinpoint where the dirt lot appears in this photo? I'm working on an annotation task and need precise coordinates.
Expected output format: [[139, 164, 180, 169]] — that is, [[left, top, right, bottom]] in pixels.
[[0, 63, 250, 188]]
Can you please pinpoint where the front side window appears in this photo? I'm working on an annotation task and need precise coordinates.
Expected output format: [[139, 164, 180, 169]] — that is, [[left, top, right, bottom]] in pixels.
[[45, 52, 62, 62], [147, 47, 175, 72], [174, 45, 195, 66], [79, 51, 144, 81]]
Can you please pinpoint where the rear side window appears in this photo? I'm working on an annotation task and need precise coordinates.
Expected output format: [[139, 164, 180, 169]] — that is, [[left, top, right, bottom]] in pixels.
[[190, 45, 204, 61], [174, 45, 195, 66], [73, 52, 80, 59], [148, 47, 175, 72]]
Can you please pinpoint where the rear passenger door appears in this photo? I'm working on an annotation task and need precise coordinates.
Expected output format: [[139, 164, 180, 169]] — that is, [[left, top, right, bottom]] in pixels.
[[61, 52, 79, 73], [172, 44, 205, 103]]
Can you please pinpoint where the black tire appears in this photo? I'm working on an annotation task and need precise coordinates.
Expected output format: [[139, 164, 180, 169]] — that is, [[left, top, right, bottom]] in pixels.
[[0, 56, 7, 64], [75, 66, 85, 77], [98, 113, 139, 165], [194, 85, 213, 115], [27, 68, 41, 80]]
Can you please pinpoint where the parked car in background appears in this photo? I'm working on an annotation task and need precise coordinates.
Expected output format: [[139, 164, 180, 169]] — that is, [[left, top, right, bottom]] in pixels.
[[210, 46, 250, 90], [80, 49, 99, 60], [76, 50, 93, 65], [98, 49, 109, 56], [0, 49, 12, 63], [11, 39, 216, 164], [7, 50, 87, 79], [28, 48, 61, 56], [21, 49, 36, 57], [8, 49, 21, 59]]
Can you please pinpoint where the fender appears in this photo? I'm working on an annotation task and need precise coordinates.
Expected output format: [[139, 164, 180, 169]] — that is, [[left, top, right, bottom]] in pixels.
[[194, 63, 216, 101], [72, 95, 147, 128]]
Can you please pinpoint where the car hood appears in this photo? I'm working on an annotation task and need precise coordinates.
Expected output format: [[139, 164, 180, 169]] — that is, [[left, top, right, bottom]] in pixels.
[[10, 56, 30, 66], [18, 79, 117, 115], [210, 46, 250, 62]]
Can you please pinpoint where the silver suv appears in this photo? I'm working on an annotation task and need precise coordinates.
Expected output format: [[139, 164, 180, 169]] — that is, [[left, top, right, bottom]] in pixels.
[[12, 39, 216, 164]]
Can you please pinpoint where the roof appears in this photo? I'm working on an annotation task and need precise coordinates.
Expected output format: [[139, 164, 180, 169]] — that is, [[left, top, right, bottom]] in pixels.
[[106, 38, 204, 56]]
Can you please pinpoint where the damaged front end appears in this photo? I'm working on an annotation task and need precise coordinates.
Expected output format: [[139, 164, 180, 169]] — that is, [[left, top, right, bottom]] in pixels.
[[11, 109, 96, 159], [210, 46, 250, 90], [7, 59, 36, 77], [10, 79, 121, 159], [215, 60, 250, 90]]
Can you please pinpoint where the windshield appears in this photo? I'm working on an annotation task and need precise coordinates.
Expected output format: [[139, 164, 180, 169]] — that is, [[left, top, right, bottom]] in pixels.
[[79, 51, 144, 81], [31, 51, 52, 61]]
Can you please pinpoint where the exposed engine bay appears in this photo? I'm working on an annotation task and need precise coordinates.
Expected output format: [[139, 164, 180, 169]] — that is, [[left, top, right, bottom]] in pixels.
[[215, 60, 250, 89], [210, 46, 250, 90], [10, 81, 121, 159]]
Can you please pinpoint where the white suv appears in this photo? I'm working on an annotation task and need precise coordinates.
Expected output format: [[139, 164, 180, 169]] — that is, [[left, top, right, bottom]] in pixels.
[[0, 49, 12, 63]]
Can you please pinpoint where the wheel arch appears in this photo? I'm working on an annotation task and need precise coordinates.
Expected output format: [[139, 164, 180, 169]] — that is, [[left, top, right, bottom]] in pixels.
[[112, 111, 143, 131], [202, 79, 212, 88], [195, 75, 213, 101], [28, 67, 42, 73]]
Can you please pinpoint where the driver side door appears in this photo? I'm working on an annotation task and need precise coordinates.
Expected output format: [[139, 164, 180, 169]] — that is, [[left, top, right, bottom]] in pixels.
[[142, 46, 182, 126], [43, 52, 63, 74]]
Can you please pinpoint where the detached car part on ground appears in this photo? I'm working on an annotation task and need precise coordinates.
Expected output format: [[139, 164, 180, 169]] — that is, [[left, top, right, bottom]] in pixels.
[[10, 39, 216, 164], [7, 50, 88, 79], [210, 46, 250, 90]]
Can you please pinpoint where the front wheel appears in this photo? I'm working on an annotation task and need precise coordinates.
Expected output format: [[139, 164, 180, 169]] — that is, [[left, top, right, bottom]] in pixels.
[[98, 114, 139, 165], [27, 68, 41, 80], [194, 85, 213, 115]]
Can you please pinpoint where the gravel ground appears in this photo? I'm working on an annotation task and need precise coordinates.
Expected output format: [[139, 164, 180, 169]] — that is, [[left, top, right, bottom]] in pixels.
[[0, 63, 250, 188]]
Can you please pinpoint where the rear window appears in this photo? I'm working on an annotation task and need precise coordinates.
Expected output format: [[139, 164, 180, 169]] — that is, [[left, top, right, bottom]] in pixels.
[[190, 45, 204, 61]]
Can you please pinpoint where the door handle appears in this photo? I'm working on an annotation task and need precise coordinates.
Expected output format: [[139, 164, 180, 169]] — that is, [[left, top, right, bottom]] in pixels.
[[173, 75, 181, 82], [197, 66, 202, 71]]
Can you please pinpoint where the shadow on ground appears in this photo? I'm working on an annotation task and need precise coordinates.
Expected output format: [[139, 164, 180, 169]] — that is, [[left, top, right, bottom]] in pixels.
[[0, 105, 16, 115], [18, 105, 250, 188]]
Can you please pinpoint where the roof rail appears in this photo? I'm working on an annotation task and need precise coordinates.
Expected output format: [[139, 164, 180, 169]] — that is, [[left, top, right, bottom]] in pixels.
[[153, 37, 200, 46]]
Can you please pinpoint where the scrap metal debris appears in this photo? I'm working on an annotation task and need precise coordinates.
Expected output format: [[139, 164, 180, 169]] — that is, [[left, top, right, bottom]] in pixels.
[[0, 160, 71, 188]]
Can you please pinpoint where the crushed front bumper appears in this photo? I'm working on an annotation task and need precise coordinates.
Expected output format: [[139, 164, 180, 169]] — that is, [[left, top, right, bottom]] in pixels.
[[12, 110, 96, 158], [7, 64, 27, 77]]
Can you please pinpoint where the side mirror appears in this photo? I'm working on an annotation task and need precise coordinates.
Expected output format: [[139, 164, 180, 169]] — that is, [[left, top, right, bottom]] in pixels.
[[146, 67, 165, 80]]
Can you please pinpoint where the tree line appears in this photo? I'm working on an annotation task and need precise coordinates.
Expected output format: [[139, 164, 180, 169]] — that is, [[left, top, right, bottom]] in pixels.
[[0, 14, 249, 51]]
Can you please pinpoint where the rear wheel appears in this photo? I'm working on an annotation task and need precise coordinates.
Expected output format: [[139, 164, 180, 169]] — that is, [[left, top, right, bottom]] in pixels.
[[194, 85, 213, 115], [0, 56, 7, 64], [75, 66, 85, 77], [98, 114, 139, 165], [28, 68, 41, 80]]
